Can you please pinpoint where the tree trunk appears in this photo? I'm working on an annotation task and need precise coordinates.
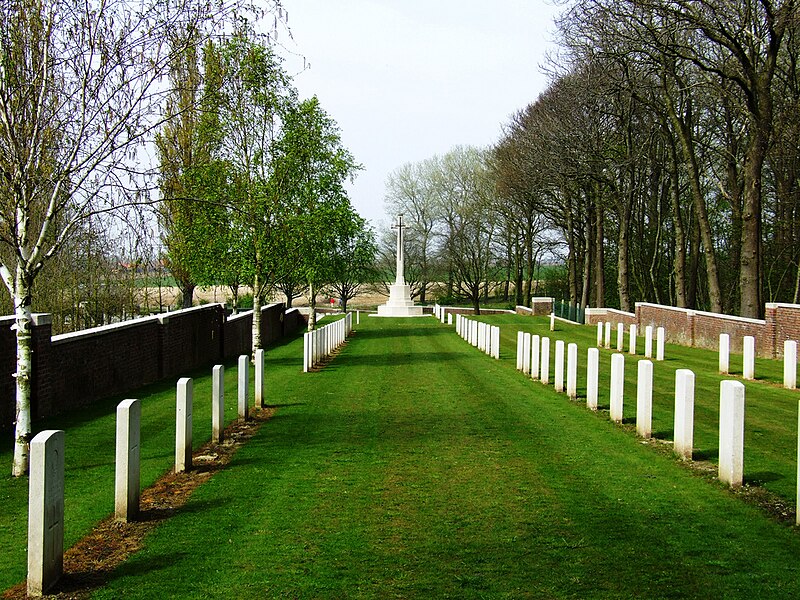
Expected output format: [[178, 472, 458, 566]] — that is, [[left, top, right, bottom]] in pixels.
[[12, 266, 33, 476], [581, 210, 592, 310], [594, 203, 605, 307], [687, 216, 701, 309], [739, 121, 769, 318], [667, 135, 687, 308], [180, 281, 195, 309], [308, 281, 317, 331], [617, 215, 631, 313], [251, 270, 262, 357], [663, 89, 723, 312]]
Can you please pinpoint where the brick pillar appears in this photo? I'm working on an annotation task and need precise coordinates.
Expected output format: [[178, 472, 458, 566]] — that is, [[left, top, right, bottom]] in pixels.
[[764, 303, 778, 358]]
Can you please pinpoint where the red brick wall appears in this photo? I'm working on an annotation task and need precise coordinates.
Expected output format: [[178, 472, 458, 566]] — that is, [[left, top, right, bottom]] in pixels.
[[634, 302, 799, 358], [159, 305, 225, 379], [772, 303, 800, 356], [585, 308, 637, 326], [223, 311, 252, 359], [47, 317, 163, 416]]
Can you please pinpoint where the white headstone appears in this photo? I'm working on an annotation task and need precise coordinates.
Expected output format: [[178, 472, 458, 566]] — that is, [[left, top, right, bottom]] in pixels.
[[115, 399, 140, 522], [554, 340, 565, 392], [27, 430, 64, 597], [448, 313, 453, 325], [303, 332, 311, 373], [175, 377, 193, 473], [531, 334, 540, 380], [644, 325, 653, 358], [719, 380, 745, 488], [604, 322, 611, 349], [743, 336, 755, 380], [541, 337, 551, 385], [550, 313, 555, 331], [656, 327, 665, 361], [516, 331, 523, 371], [616, 323, 624, 352], [597, 321, 603, 347], [636, 361, 653, 438], [629, 324, 637, 355], [238, 355, 249, 421], [674, 369, 695, 460], [523, 333, 532, 375], [255, 348, 265, 409], [567, 343, 578, 399], [587, 348, 599, 410], [610, 354, 625, 422], [784, 340, 796, 390], [719, 333, 730, 374], [212, 365, 224, 443]]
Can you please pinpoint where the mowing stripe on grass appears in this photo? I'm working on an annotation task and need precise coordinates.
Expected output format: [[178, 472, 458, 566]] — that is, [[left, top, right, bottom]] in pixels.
[[91, 317, 800, 599]]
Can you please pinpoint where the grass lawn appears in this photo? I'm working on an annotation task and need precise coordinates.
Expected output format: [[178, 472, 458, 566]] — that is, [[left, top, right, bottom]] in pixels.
[[75, 316, 800, 598], [476, 315, 800, 505], [0, 335, 297, 591]]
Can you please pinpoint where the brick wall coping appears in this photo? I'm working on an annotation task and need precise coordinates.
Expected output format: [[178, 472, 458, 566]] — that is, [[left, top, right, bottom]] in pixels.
[[156, 303, 224, 324], [766, 302, 800, 310], [586, 307, 636, 319], [226, 310, 251, 323], [516, 306, 533, 314], [53, 314, 161, 343], [52, 304, 226, 344], [635, 302, 766, 326]]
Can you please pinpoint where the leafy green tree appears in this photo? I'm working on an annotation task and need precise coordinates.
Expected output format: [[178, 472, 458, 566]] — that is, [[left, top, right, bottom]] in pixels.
[[272, 97, 360, 329], [326, 213, 378, 313], [211, 30, 296, 352]]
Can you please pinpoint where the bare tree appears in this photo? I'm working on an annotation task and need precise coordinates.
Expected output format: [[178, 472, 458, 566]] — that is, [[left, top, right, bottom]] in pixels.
[[0, 0, 258, 476]]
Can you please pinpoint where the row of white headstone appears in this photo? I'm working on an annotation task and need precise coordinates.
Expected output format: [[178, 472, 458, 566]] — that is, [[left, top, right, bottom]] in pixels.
[[516, 332, 800, 525], [515, 333, 578, 396], [718, 333, 797, 389], [26, 351, 266, 597], [455, 314, 500, 359], [433, 304, 454, 325], [595, 321, 666, 360], [303, 313, 353, 372]]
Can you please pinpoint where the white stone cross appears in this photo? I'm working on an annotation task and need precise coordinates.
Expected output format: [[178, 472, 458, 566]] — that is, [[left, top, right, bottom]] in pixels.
[[392, 214, 407, 286]]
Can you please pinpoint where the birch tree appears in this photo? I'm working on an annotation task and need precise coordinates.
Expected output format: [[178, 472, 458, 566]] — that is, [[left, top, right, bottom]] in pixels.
[[0, 0, 247, 476]]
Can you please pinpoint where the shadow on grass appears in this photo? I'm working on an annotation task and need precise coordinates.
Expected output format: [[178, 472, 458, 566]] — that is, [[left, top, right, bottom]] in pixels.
[[693, 448, 718, 461], [325, 352, 466, 368], [745, 471, 784, 485], [355, 324, 450, 340], [104, 552, 189, 583]]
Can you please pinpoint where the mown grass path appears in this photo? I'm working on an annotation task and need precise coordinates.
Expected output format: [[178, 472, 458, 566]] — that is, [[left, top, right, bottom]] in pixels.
[[91, 316, 800, 599]]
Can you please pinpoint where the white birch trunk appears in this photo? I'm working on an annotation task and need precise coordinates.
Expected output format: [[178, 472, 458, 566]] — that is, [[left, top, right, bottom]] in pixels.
[[251, 268, 262, 357], [12, 265, 33, 477]]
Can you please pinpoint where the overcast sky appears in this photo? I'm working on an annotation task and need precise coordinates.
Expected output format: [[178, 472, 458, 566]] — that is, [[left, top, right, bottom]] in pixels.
[[280, 1, 563, 229]]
